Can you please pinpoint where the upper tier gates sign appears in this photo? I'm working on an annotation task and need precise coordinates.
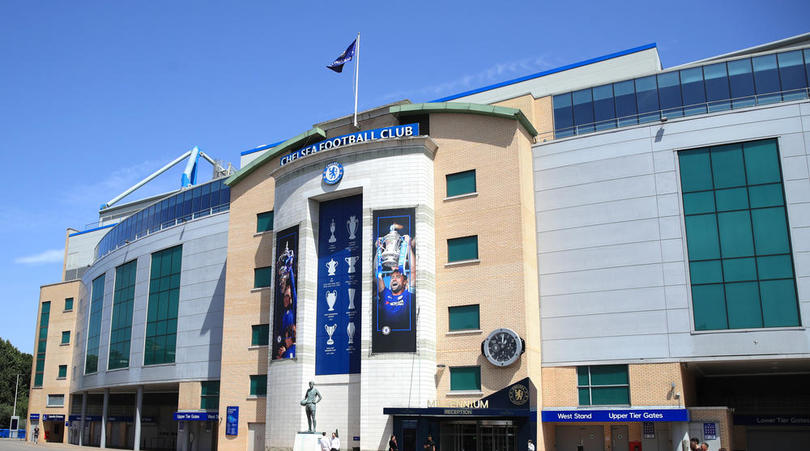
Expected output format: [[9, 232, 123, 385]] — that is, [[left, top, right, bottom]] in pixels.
[[280, 124, 419, 166]]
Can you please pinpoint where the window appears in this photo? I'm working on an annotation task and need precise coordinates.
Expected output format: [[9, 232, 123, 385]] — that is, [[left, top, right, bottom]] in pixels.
[[450, 366, 481, 391], [34, 301, 50, 387], [57, 365, 67, 379], [446, 170, 476, 197], [257, 211, 274, 233], [110, 260, 137, 369], [86, 275, 105, 373], [552, 93, 574, 138], [448, 305, 480, 331], [201, 381, 220, 410], [447, 236, 478, 263], [144, 246, 182, 365], [47, 394, 65, 407], [679, 139, 799, 330], [64, 297, 73, 311], [577, 365, 629, 406], [254, 266, 272, 289], [61, 331, 70, 345], [250, 375, 267, 396], [252, 324, 270, 346]]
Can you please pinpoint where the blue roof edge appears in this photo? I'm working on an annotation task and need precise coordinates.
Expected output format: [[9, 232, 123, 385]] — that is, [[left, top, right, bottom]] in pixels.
[[69, 223, 117, 237], [240, 140, 286, 156], [431, 43, 657, 102]]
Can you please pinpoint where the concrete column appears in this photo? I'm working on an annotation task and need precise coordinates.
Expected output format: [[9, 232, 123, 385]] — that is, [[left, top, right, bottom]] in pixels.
[[671, 421, 689, 451], [134, 386, 143, 451], [101, 388, 109, 449], [79, 392, 87, 446]]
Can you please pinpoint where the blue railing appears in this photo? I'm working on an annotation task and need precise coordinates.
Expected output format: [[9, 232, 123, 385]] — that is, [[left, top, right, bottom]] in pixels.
[[95, 178, 230, 259], [0, 429, 26, 439]]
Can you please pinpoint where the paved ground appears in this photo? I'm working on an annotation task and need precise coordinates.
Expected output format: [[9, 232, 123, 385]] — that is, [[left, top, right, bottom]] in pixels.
[[0, 439, 112, 450]]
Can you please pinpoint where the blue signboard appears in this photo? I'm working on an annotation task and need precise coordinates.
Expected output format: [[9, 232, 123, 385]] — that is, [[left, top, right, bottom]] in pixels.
[[280, 123, 419, 166], [29, 414, 39, 420], [316, 195, 362, 375], [226, 406, 239, 436], [43, 414, 65, 421], [541, 409, 689, 422], [734, 415, 810, 426], [173, 412, 218, 421], [703, 423, 717, 440]]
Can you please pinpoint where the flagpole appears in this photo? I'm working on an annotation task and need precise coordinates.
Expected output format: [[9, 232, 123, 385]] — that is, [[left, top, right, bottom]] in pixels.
[[353, 32, 360, 128]]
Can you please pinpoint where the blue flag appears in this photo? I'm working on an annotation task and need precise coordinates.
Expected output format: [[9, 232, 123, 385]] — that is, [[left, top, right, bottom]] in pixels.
[[327, 39, 356, 73]]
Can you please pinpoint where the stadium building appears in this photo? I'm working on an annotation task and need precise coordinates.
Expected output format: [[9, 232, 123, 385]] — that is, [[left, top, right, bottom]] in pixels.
[[26, 33, 810, 451]]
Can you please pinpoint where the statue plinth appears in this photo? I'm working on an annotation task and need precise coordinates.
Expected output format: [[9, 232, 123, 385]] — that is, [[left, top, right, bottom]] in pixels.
[[293, 432, 323, 451]]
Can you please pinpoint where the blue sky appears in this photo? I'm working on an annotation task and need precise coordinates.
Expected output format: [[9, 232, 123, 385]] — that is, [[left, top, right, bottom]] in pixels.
[[1, 1, 808, 354]]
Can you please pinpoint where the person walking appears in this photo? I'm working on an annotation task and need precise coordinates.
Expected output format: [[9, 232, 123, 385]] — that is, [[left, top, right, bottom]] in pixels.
[[330, 431, 341, 451], [33, 426, 39, 444], [319, 432, 331, 451], [527, 439, 535, 451], [389, 434, 399, 451]]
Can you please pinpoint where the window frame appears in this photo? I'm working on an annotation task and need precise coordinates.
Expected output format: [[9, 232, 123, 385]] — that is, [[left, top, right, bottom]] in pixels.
[[257, 211, 274, 233], [577, 365, 630, 406], [249, 374, 267, 397], [64, 297, 73, 312], [254, 266, 272, 289], [47, 394, 65, 408], [251, 324, 270, 346], [449, 366, 482, 392], [200, 381, 220, 410], [445, 170, 477, 199], [61, 330, 70, 345], [57, 365, 67, 379], [448, 305, 480, 332], [447, 235, 479, 264]]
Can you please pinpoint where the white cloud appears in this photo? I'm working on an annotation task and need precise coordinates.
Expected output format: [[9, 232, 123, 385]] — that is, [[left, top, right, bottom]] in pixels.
[[380, 54, 556, 102], [15, 249, 64, 265]]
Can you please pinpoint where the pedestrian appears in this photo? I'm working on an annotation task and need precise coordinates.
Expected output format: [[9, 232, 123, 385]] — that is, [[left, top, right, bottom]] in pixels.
[[701, 443, 709, 451], [389, 434, 399, 451], [423, 434, 436, 451], [319, 432, 331, 451], [330, 431, 340, 451], [33, 426, 39, 444], [689, 438, 700, 450], [528, 439, 535, 451]]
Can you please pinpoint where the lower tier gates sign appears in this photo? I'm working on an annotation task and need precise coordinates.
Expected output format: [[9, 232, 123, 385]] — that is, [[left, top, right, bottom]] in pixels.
[[316, 195, 362, 375]]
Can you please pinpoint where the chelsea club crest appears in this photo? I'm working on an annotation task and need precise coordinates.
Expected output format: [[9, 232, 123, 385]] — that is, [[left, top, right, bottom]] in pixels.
[[322, 162, 344, 185]]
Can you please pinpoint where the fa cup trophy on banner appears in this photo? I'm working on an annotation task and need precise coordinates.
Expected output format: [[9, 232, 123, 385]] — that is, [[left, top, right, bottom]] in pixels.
[[377, 224, 411, 270]]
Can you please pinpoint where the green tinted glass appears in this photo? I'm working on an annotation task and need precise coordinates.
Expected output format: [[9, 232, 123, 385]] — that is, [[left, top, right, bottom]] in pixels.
[[760, 280, 800, 327], [591, 387, 630, 405], [578, 388, 591, 405], [58, 365, 67, 378], [250, 375, 267, 396], [257, 211, 274, 233], [711, 144, 746, 188], [683, 191, 715, 214], [689, 260, 723, 284], [589, 365, 628, 385], [86, 275, 105, 373], [684, 215, 720, 260], [717, 211, 754, 257], [449, 305, 480, 331], [145, 246, 182, 365], [715, 188, 748, 211], [679, 149, 713, 192], [757, 255, 793, 280], [725, 282, 763, 329], [450, 366, 481, 391], [743, 140, 780, 184], [109, 260, 137, 370], [748, 184, 784, 208], [65, 297, 73, 311], [692, 284, 728, 330], [446, 170, 477, 197], [254, 267, 272, 288], [751, 207, 790, 254], [448, 236, 478, 262], [252, 324, 269, 346], [722, 258, 757, 282]]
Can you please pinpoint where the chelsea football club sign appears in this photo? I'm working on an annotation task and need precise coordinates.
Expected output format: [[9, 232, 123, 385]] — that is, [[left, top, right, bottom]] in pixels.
[[281, 123, 419, 167], [322, 162, 344, 185]]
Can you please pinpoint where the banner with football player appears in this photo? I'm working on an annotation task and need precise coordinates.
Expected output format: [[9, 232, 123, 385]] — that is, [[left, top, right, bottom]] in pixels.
[[272, 226, 299, 360], [372, 208, 416, 353]]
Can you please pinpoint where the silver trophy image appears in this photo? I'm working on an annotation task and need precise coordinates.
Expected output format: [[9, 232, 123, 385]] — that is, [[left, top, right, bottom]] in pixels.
[[326, 290, 338, 312], [347, 287, 356, 310], [347, 322, 356, 344], [326, 258, 338, 276], [328, 218, 337, 243], [325, 324, 337, 346], [378, 224, 409, 269], [346, 215, 359, 240]]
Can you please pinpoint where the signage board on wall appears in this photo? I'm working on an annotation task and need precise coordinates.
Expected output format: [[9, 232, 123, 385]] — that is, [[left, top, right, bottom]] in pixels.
[[316, 195, 362, 375], [226, 406, 239, 436], [371, 208, 417, 353], [703, 423, 717, 440], [541, 409, 689, 422], [272, 226, 299, 360], [643, 422, 655, 439], [280, 124, 419, 167]]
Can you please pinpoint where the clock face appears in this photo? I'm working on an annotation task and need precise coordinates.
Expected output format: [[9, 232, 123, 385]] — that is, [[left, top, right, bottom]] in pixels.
[[482, 328, 522, 367]]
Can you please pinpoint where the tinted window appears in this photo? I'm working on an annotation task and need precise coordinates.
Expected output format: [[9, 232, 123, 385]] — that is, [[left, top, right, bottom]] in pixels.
[[777, 51, 808, 100], [592, 84, 616, 130], [657, 72, 683, 118], [753, 54, 780, 104], [728, 58, 756, 108], [704, 63, 731, 112], [553, 94, 574, 138], [681, 67, 707, 116], [614, 80, 637, 126], [572, 89, 595, 133], [635, 75, 660, 123]]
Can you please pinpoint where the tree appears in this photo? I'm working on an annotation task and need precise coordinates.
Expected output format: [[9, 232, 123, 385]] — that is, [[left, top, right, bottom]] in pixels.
[[0, 338, 32, 428]]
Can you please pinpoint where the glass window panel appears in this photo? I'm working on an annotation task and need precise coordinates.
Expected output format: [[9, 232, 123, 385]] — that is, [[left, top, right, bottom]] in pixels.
[[704, 63, 731, 111], [751, 207, 790, 254], [446, 170, 477, 197], [589, 365, 629, 385], [65, 297, 73, 311], [723, 258, 757, 282], [681, 67, 707, 116], [683, 191, 715, 215], [252, 324, 270, 346], [753, 54, 781, 104], [689, 260, 723, 284], [805, 49, 810, 88], [450, 366, 481, 391], [578, 388, 591, 406], [679, 149, 714, 192], [592, 84, 616, 130], [728, 58, 756, 108], [449, 305, 480, 331], [657, 72, 683, 118], [718, 211, 754, 258], [448, 236, 478, 262], [715, 187, 748, 212], [760, 280, 800, 327], [749, 184, 784, 208], [257, 211, 274, 232], [250, 375, 267, 396], [58, 365, 67, 378], [577, 366, 589, 386], [692, 284, 728, 330], [254, 267, 272, 289], [757, 255, 794, 280], [86, 275, 105, 373], [145, 246, 181, 365], [635, 75, 660, 123], [61, 331, 70, 344], [711, 144, 746, 188], [725, 282, 763, 329], [591, 387, 630, 405], [572, 89, 595, 133], [685, 214, 720, 260], [553, 94, 574, 138], [743, 140, 781, 185], [192, 186, 201, 212], [614, 80, 638, 126], [777, 51, 808, 100]]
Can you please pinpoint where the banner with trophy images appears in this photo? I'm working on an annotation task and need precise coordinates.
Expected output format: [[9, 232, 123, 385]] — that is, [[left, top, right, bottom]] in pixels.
[[372, 208, 416, 353], [316, 195, 362, 375], [272, 226, 299, 360]]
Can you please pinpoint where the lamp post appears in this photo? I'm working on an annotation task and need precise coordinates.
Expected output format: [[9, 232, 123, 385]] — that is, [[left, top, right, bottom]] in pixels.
[[13, 373, 20, 416]]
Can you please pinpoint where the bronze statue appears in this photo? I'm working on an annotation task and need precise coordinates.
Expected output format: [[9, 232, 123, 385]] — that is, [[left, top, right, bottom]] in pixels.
[[300, 381, 322, 432]]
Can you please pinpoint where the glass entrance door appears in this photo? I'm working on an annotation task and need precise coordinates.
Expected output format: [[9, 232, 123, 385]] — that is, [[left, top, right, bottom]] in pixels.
[[440, 421, 516, 451]]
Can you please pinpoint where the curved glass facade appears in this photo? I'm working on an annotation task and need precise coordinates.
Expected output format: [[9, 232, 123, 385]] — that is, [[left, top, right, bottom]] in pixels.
[[554, 48, 810, 138], [95, 178, 230, 259]]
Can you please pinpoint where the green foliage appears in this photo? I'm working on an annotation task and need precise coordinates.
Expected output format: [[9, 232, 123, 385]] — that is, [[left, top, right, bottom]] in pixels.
[[0, 338, 32, 428]]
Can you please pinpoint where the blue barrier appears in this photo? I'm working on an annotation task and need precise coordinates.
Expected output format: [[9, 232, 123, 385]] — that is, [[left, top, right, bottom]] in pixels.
[[0, 429, 26, 439]]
